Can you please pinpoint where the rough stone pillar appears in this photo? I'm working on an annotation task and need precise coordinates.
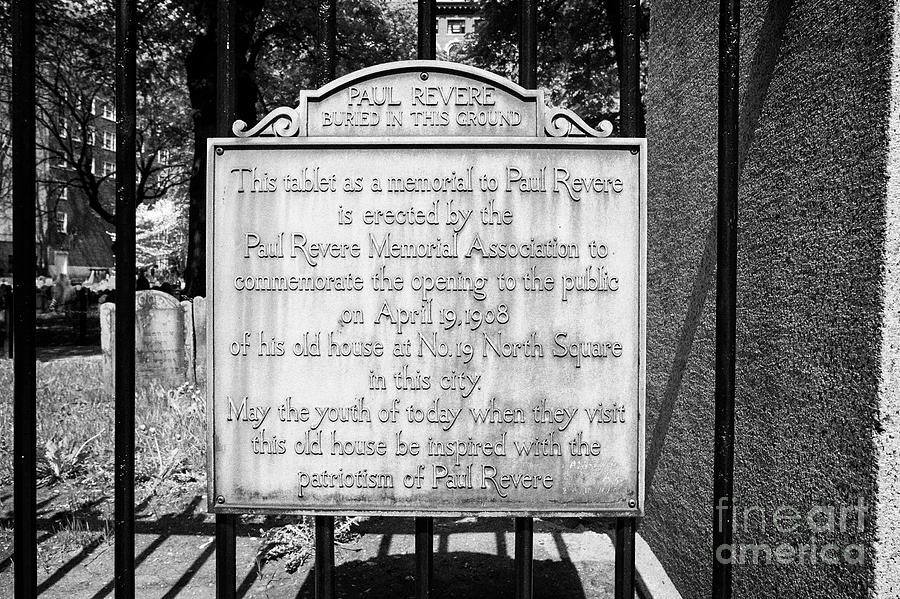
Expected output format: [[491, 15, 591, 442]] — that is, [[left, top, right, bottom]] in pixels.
[[643, 1, 899, 596]]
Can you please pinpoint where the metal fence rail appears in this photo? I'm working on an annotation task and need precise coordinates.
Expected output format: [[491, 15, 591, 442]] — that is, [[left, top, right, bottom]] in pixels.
[[114, 0, 138, 594], [11, 0, 38, 596], [714, 1, 739, 598], [215, 1, 239, 596]]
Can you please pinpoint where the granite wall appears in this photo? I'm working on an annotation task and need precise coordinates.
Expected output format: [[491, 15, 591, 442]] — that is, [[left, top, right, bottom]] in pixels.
[[643, 1, 899, 596]]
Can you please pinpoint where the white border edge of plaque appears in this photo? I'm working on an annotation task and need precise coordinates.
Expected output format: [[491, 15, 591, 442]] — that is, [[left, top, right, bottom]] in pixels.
[[205, 135, 647, 517], [638, 136, 647, 517], [206, 140, 218, 514]]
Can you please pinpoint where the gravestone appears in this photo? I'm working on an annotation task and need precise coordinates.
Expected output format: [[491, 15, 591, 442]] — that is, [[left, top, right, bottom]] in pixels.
[[207, 61, 646, 515], [100, 290, 194, 393]]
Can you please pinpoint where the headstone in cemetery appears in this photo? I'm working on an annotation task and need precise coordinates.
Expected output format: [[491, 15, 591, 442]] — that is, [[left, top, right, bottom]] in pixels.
[[101, 290, 195, 393], [207, 61, 646, 515]]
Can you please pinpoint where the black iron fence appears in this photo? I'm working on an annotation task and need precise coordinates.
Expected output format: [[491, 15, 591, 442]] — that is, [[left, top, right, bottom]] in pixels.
[[9, 0, 739, 597]]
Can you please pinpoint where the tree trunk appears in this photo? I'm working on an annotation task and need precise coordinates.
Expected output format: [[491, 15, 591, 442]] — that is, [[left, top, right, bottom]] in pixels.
[[182, 0, 264, 297], [182, 19, 215, 298]]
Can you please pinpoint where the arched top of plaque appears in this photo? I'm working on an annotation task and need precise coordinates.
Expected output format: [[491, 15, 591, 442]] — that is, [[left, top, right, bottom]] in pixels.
[[233, 61, 612, 139]]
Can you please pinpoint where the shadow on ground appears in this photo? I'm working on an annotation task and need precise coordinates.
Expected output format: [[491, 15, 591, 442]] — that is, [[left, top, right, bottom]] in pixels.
[[0, 496, 613, 597], [293, 552, 588, 599]]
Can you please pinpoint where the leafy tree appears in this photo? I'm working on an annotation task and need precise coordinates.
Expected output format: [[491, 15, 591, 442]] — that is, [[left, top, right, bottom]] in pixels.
[[0, 0, 193, 278], [2, 0, 419, 294], [135, 193, 188, 278], [455, 0, 648, 133], [29, 0, 193, 224], [179, 0, 416, 296]]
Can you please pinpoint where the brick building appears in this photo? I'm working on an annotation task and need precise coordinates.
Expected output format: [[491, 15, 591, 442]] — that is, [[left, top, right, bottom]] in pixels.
[[436, 0, 480, 58], [0, 96, 118, 283], [43, 96, 118, 283]]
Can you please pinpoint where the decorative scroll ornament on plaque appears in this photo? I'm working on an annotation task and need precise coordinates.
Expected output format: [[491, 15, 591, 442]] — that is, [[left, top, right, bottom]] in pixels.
[[232, 106, 302, 138], [233, 61, 612, 139], [544, 108, 613, 138]]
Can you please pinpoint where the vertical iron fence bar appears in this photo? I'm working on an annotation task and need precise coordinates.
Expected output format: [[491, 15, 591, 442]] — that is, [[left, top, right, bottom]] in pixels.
[[415, 517, 433, 599], [216, 0, 236, 133], [215, 516, 236, 598], [417, 0, 436, 60], [4, 287, 10, 357], [11, 0, 37, 595], [614, 517, 636, 599], [327, 0, 337, 81], [315, 516, 336, 599], [615, 1, 640, 597], [714, 0, 739, 597], [518, 0, 537, 88], [3, 286, 12, 358], [114, 0, 138, 595], [317, 0, 337, 85], [78, 287, 89, 344], [414, 9, 435, 595], [618, 0, 640, 136], [514, 517, 533, 599], [215, 0, 238, 597], [516, 5, 537, 596]]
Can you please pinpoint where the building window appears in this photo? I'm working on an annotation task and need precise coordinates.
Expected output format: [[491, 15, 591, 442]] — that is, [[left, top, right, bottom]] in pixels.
[[103, 161, 115, 176], [87, 127, 96, 146], [448, 19, 465, 34], [53, 155, 69, 169], [102, 103, 115, 121], [56, 211, 68, 234], [59, 118, 69, 139], [158, 149, 171, 165], [59, 186, 68, 201], [102, 130, 116, 150]]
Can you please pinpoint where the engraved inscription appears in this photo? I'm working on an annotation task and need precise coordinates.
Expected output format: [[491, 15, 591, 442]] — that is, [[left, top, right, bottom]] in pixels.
[[304, 69, 541, 137], [209, 141, 644, 514]]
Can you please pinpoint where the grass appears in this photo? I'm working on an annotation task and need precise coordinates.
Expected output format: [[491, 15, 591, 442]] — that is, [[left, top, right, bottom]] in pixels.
[[0, 358, 113, 489], [0, 358, 206, 493], [134, 381, 207, 501], [54, 512, 111, 555], [0, 355, 358, 575], [0, 356, 208, 558]]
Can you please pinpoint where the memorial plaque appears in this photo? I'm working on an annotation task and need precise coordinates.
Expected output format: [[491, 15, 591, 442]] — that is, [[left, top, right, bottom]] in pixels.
[[208, 62, 645, 516]]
